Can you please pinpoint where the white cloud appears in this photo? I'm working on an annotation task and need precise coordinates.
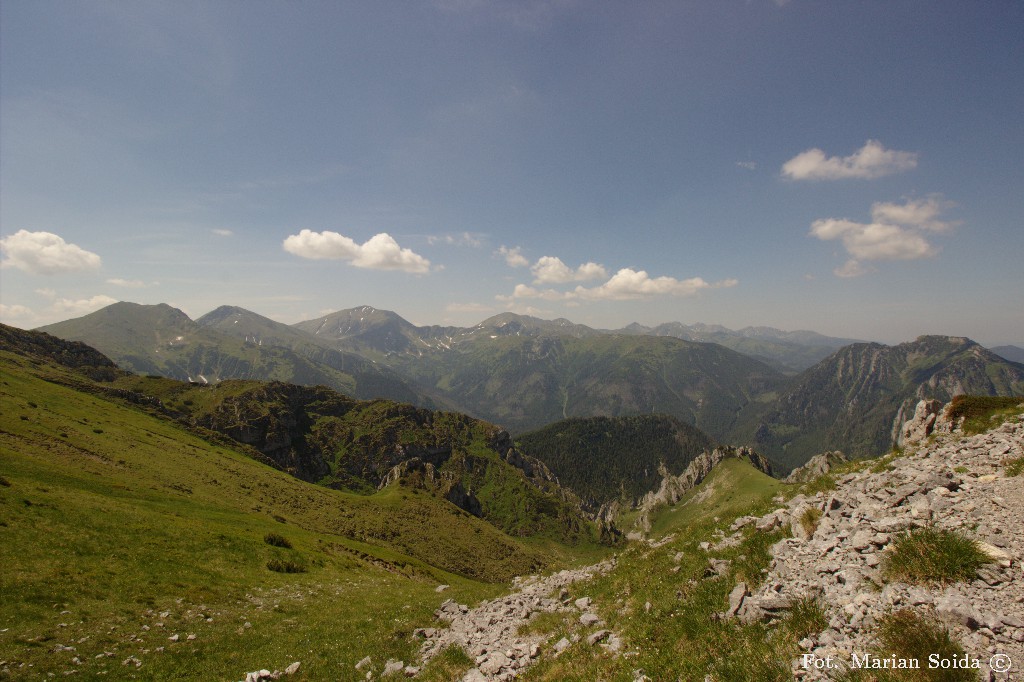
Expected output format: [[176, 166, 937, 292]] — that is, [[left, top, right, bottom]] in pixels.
[[736, 161, 757, 170], [500, 269, 738, 302], [574, 269, 737, 301], [495, 245, 529, 268], [0, 303, 35, 326], [212, 228, 234, 237], [833, 259, 873, 278], [282, 230, 431, 274], [107, 278, 153, 288], [0, 230, 102, 274], [870, 196, 954, 232], [531, 256, 607, 284], [50, 294, 118, 317], [782, 140, 918, 181], [810, 196, 956, 275]]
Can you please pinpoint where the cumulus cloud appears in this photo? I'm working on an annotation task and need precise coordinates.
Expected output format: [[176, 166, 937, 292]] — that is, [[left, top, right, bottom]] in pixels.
[[782, 140, 918, 181], [495, 245, 529, 268], [0, 230, 102, 274], [531, 256, 607, 284], [574, 269, 737, 301], [500, 269, 738, 302], [50, 294, 118, 316], [810, 196, 956, 276], [870, 196, 954, 232], [0, 303, 35, 325], [282, 230, 431, 274]]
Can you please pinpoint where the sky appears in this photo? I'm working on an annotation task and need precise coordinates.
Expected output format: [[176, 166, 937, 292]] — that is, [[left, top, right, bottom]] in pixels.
[[1, 1, 1022, 346]]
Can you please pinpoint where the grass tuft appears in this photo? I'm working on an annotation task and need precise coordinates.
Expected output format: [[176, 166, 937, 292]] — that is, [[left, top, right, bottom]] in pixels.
[[799, 507, 822, 537], [266, 558, 307, 573], [838, 609, 974, 681], [801, 473, 836, 495], [881, 527, 989, 585], [263, 532, 292, 548]]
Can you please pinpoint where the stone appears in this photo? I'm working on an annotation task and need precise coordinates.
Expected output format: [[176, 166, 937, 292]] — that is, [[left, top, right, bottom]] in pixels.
[[574, 597, 592, 609], [977, 541, 1013, 568], [284, 662, 300, 675], [383, 659, 404, 676], [355, 656, 372, 671], [580, 612, 603, 627], [587, 629, 611, 645], [727, 582, 748, 617]]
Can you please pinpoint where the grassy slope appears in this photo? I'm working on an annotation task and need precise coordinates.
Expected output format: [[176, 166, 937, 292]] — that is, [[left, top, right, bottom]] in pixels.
[[0, 350, 593, 680]]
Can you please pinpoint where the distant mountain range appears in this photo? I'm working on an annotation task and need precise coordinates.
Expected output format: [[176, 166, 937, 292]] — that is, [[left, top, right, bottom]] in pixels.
[[34, 302, 1024, 471]]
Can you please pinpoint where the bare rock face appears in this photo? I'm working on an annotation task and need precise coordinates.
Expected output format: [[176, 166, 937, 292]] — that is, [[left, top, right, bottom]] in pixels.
[[897, 398, 947, 447]]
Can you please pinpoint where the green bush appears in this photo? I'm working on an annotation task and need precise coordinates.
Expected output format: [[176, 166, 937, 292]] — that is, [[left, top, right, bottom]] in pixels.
[[882, 527, 988, 585]]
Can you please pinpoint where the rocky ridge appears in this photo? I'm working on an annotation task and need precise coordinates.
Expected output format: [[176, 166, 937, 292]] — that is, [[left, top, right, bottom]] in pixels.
[[728, 401, 1024, 679], [416, 559, 618, 681], [625, 446, 772, 537]]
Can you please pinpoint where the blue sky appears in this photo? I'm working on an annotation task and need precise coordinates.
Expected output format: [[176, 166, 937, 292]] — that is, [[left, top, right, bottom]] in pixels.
[[2, 1, 1022, 345]]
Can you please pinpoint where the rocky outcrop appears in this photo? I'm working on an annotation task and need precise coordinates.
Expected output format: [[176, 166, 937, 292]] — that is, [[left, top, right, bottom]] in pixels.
[[632, 446, 771, 534], [728, 402, 1024, 680], [785, 451, 848, 484], [896, 398, 952, 447], [418, 559, 618, 681]]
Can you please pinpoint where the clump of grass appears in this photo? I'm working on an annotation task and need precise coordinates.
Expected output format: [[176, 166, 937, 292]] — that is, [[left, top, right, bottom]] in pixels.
[[838, 609, 974, 681], [946, 395, 1024, 435], [802, 473, 836, 495], [881, 527, 989, 585], [783, 596, 828, 640], [799, 507, 822, 537], [1005, 456, 1024, 477], [0, 475, 11, 487], [417, 645, 473, 682], [266, 558, 307, 573], [263, 532, 292, 548], [517, 610, 567, 636]]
